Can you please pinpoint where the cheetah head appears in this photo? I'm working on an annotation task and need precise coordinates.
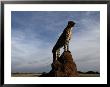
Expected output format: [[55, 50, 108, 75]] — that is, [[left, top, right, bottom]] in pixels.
[[68, 21, 75, 27]]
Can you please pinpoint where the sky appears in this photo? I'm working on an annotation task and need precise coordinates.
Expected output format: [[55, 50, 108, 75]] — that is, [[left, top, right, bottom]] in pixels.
[[11, 11, 100, 73]]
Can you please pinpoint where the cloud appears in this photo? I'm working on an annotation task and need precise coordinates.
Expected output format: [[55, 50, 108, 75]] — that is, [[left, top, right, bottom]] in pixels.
[[11, 27, 52, 72]]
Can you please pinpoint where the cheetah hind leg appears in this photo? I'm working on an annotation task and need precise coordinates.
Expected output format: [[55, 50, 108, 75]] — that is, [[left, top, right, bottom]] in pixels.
[[57, 49, 60, 60]]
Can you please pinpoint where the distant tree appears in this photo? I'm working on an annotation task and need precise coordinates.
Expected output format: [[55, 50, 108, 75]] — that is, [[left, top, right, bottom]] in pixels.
[[77, 71, 100, 74], [95, 72, 100, 74], [86, 71, 96, 74], [42, 72, 47, 74], [77, 71, 84, 74]]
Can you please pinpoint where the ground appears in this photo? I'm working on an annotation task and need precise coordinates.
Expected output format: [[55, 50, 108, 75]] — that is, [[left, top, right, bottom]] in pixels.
[[11, 73, 100, 77]]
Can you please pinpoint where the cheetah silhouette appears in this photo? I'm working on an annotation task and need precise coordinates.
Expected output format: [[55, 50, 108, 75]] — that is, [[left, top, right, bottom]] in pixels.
[[52, 21, 75, 62]]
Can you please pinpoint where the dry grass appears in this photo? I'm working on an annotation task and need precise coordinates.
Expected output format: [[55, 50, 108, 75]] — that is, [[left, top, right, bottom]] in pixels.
[[79, 74, 100, 77]]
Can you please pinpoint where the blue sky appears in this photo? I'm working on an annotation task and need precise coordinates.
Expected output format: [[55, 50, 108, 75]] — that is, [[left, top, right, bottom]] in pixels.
[[11, 11, 100, 73]]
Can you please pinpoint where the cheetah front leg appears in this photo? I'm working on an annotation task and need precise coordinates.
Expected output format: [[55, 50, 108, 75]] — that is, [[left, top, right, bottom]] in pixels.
[[64, 41, 69, 52], [67, 41, 69, 51]]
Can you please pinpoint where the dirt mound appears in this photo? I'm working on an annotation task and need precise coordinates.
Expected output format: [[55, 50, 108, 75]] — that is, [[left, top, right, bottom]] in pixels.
[[40, 51, 79, 77]]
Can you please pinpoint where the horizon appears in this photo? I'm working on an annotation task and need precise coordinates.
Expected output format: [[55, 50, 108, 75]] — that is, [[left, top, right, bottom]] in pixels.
[[12, 70, 100, 73]]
